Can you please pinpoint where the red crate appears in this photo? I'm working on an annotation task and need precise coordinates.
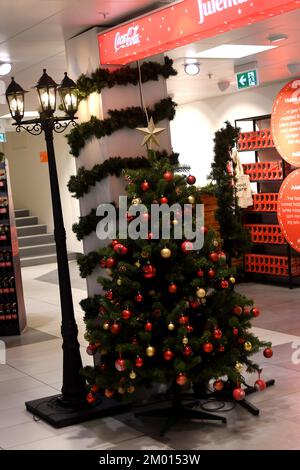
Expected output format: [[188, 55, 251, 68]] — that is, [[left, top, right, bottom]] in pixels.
[[244, 224, 285, 245], [242, 161, 283, 181], [238, 129, 274, 151], [248, 193, 278, 212], [244, 254, 300, 277]]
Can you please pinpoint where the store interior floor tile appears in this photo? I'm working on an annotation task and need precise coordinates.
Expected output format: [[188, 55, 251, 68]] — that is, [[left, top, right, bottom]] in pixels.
[[1, 261, 300, 450]]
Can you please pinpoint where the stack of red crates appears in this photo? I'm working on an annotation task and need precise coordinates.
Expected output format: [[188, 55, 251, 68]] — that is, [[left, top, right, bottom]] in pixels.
[[244, 224, 285, 245], [248, 193, 278, 212], [238, 129, 274, 151], [242, 161, 283, 181], [244, 254, 300, 277]]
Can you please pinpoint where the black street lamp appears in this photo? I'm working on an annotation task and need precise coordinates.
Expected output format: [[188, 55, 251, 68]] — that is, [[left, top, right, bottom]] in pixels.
[[6, 71, 123, 427]]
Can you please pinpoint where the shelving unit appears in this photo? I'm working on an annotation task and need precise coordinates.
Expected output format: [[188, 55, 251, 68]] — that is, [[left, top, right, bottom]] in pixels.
[[235, 114, 299, 288], [0, 159, 26, 335]]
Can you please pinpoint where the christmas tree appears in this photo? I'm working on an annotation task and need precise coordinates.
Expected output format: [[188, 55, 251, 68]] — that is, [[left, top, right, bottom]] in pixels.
[[82, 129, 273, 408]]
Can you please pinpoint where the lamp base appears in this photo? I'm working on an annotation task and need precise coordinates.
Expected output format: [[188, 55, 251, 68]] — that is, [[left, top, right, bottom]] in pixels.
[[25, 394, 130, 428]]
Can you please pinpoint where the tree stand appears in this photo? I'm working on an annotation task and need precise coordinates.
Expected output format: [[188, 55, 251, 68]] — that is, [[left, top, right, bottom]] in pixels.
[[135, 386, 227, 436]]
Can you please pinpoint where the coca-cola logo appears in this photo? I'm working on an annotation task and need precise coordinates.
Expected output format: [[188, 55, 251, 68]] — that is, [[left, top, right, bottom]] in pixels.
[[114, 25, 141, 53]]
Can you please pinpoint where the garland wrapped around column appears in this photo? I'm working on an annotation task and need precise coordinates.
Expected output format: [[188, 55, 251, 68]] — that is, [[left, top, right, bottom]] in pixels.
[[67, 97, 177, 157], [76, 56, 177, 100]]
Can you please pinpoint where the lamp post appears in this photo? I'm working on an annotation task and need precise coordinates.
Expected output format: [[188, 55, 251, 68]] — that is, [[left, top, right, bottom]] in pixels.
[[5, 70, 124, 427]]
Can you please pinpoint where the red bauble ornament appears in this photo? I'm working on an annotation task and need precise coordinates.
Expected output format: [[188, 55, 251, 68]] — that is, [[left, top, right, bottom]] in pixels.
[[142, 264, 156, 279], [163, 349, 174, 361], [208, 268, 216, 278], [181, 241, 193, 253], [135, 292, 144, 302], [219, 252, 227, 263], [238, 338, 246, 345], [187, 175, 196, 185], [255, 379, 267, 391], [213, 328, 223, 340], [104, 389, 114, 398], [244, 307, 251, 315], [176, 373, 188, 386], [203, 342, 214, 353], [111, 239, 119, 247], [168, 283, 178, 294], [115, 358, 126, 372], [189, 299, 200, 309], [126, 212, 135, 222], [219, 345, 225, 352], [141, 180, 150, 192], [106, 257, 116, 268], [179, 315, 189, 325], [233, 387, 245, 401], [160, 196, 168, 204], [200, 225, 208, 234], [263, 348, 273, 359], [153, 308, 161, 318], [114, 243, 128, 255], [141, 212, 150, 222], [220, 280, 229, 289], [100, 258, 107, 268], [183, 345, 193, 356], [86, 392, 96, 404], [186, 324, 194, 333], [148, 232, 154, 240], [131, 336, 138, 345], [105, 289, 113, 300], [252, 307, 261, 318], [135, 356, 144, 367], [232, 306, 243, 316], [163, 171, 174, 182], [144, 321, 153, 332], [197, 269, 204, 278], [209, 252, 219, 263], [110, 323, 121, 334], [233, 327, 239, 336], [86, 344, 97, 356], [213, 380, 224, 392], [121, 309, 133, 320]]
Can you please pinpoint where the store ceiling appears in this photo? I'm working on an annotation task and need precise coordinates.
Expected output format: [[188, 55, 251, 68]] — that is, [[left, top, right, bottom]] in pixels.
[[167, 9, 300, 105]]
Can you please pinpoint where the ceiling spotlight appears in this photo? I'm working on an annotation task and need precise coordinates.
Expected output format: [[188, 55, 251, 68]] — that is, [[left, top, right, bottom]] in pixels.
[[268, 33, 288, 44], [287, 63, 300, 75], [0, 62, 12, 76], [217, 80, 230, 92], [184, 61, 200, 76]]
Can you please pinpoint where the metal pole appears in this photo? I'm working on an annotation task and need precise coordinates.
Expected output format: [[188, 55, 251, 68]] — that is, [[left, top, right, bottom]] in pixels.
[[43, 119, 86, 405]]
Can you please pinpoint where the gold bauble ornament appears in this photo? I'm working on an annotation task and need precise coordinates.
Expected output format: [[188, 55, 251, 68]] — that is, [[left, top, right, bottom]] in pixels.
[[141, 250, 149, 258], [135, 260, 141, 268], [161, 247, 171, 258], [244, 341, 252, 352], [149, 290, 156, 296], [188, 195, 195, 204], [118, 386, 126, 395], [172, 219, 179, 226], [117, 278, 122, 286], [213, 239, 219, 247], [196, 288, 206, 299], [146, 345, 156, 357], [229, 276, 236, 285], [132, 197, 142, 205], [235, 362, 243, 373], [103, 321, 110, 330], [182, 336, 189, 346], [129, 370, 137, 380], [106, 268, 113, 275], [168, 322, 175, 331], [127, 385, 135, 394], [201, 298, 207, 305]]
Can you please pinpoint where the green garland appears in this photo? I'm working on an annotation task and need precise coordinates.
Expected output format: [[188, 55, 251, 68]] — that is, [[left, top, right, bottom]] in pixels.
[[77, 251, 101, 278], [209, 121, 250, 259], [67, 97, 177, 157], [76, 57, 177, 100]]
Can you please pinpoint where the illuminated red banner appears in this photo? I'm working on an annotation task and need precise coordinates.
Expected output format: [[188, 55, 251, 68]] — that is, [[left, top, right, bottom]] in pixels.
[[98, 0, 300, 65], [278, 169, 300, 253]]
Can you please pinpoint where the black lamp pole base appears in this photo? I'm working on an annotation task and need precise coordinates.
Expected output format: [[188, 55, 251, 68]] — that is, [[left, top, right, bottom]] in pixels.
[[25, 395, 130, 428]]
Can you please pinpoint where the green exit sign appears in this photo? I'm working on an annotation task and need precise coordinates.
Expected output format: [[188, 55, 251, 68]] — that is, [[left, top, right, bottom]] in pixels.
[[236, 69, 259, 90]]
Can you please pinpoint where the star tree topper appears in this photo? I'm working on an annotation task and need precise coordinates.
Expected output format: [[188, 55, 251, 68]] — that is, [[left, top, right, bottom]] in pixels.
[[136, 117, 165, 150]]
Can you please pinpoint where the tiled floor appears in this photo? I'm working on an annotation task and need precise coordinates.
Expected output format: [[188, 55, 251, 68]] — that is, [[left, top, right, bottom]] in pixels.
[[1, 261, 300, 450]]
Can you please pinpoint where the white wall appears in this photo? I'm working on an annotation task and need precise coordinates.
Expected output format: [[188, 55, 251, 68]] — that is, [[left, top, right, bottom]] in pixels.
[[2, 131, 82, 253], [170, 80, 288, 186]]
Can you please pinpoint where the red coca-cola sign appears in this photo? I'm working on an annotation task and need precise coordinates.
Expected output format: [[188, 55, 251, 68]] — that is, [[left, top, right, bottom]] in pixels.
[[98, 0, 300, 65]]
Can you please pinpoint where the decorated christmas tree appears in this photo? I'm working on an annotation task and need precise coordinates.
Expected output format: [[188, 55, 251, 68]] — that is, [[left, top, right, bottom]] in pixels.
[[82, 125, 273, 411]]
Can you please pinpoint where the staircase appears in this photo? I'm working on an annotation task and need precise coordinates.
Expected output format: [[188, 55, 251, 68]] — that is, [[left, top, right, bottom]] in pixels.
[[15, 209, 75, 267]]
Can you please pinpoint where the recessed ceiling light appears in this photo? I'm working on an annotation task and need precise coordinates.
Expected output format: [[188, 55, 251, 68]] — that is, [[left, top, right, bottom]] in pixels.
[[184, 61, 200, 76], [0, 62, 12, 76], [196, 44, 277, 59], [268, 33, 288, 43]]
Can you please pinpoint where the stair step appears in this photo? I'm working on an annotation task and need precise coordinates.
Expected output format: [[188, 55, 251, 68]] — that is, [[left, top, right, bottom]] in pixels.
[[21, 254, 57, 267], [15, 209, 30, 218], [19, 243, 56, 258], [15, 216, 38, 227], [18, 233, 54, 247], [17, 224, 47, 237], [20, 252, 77, 267]]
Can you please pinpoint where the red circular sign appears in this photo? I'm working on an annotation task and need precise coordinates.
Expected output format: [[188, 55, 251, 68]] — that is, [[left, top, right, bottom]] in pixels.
[[271, 79, 300, 167], [278, 169, 300, 253]]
